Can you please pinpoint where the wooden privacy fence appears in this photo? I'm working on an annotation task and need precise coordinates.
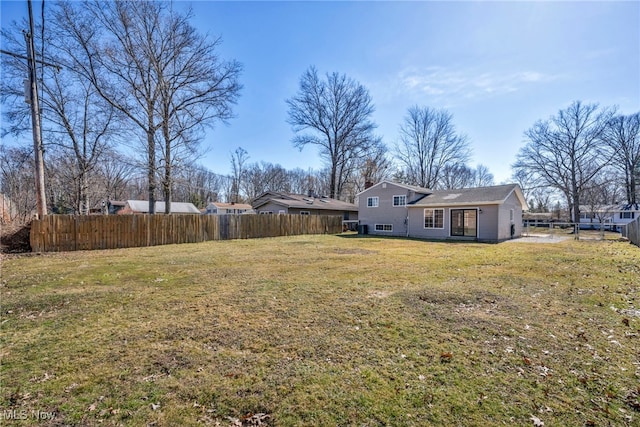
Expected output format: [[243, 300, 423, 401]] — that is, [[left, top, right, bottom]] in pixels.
[[30, 214, 343, 252], [622, 216, 640, 247]]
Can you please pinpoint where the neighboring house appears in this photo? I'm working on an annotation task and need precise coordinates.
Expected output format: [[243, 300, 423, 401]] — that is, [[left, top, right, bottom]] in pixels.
[[108, 200, 127, 215], [204, 202, 254, 215], [358, 181, 527, 242], [252, 191, 358, 220], [523, 212, 554, 227], [115, 200, 201, 214], [579, 203, 640, 230]]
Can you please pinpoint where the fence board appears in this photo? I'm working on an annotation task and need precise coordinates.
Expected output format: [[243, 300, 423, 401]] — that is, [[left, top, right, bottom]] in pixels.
[[29, 214, 343, 252], [622, 217, 640, 247]]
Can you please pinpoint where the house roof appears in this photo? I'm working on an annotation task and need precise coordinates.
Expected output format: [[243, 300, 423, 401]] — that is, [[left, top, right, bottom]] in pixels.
[[356, 180, 431, 196], [409, 184, 528, 210], [252, 192, 357, 212], [126, 200, 201, 214], [580, 203, 640, 213], [207, 202, 253, 210]]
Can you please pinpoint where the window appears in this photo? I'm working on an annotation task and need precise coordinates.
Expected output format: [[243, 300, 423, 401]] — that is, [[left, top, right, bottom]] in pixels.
[[621, 212, 634, 219], [375, 224, 393, 232], [510, 209, 514, 222], [259, 211, 273, 215], [300, 211, 310, 215], [367, 197, 379, 207], [424, 209, 444, 229], [451, 209, 477, 237], [278, 210, 286, 215], [393, 195, 406, 207]]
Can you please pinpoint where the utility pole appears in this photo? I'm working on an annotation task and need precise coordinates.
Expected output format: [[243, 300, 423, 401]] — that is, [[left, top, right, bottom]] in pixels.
[[25, 0, 47, 218]]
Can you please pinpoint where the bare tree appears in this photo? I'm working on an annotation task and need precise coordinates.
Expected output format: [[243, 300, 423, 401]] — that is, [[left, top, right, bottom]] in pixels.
[[471, 164, 495, 187], [603, 113, 640, 204], [229, 147, 249, 203], [440, 163, 474, 189], [55, 1, 241, 214], [0, 146, 36, 223], [513, 101, 614, 223], [394, 106, 471, 189], [287, 66, 377, 199], [1, 14, 116, 215], [343, 141, 393, 202]]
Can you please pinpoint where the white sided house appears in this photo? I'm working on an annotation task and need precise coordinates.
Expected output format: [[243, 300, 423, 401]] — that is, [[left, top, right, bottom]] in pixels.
[[204, 202, 254, 215], [579, 203, 640, 230], [358, 181, 527, 242]]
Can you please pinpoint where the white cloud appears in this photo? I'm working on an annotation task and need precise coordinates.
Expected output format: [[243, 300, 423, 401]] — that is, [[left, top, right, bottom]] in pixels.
[[394, 67, 561, 103]]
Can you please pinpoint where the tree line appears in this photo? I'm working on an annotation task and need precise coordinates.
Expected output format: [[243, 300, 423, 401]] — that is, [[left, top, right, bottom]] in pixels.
[[1, 1, 638, 224]]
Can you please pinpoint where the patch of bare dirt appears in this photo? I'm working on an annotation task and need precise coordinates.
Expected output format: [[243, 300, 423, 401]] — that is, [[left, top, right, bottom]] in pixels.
[[0, 222, 31, 253]]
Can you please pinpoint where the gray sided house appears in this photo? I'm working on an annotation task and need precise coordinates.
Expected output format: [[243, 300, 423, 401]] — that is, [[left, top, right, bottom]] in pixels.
[[252, 192, 358, 220], [357, 181, 432, 236], [358, 181, 527, 242]]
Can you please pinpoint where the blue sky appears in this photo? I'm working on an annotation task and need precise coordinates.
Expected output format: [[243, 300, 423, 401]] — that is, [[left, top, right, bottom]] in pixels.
[[2, 1, 639, 184]]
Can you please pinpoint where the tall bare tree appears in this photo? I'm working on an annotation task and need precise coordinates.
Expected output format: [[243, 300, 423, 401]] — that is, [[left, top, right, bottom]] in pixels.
[[287, 66, 377, 199], [471, 164, 495, 187], [229, 147, 249, 203], [1, 14, 116, 215], [55, 1, 241, 214], [513, 101, 614, 223], [604, 113, 640, 204], [394, 106, 470, 189]]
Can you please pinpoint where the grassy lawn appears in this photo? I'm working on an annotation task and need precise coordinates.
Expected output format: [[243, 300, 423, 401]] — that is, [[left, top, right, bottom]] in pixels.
[[1, 235, 639, 426]]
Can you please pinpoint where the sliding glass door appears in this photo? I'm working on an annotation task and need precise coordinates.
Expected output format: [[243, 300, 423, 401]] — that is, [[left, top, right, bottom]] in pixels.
[[450, 209, 477, 237]]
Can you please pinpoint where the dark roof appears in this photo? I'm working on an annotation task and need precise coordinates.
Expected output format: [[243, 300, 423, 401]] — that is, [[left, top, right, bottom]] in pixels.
[[252, 192, 357, 211], [409, 184, 527, 209]]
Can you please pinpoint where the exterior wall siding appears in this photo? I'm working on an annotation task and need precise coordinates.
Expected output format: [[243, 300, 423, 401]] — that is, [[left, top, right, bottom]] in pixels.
[[407, 207, 449, 239], [358, 183, 416, 236], [497, 192, 523, 241]]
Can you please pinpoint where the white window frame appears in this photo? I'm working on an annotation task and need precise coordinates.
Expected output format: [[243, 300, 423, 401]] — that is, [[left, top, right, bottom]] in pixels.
[[393, 195, 406, 207], [300, 211, 310, 215], [424, 208, 444, 229], [260, 211, 273, 215], [621, 211, 634, 219], [367, 197, 379, 208], [375, 224, 393, 232]]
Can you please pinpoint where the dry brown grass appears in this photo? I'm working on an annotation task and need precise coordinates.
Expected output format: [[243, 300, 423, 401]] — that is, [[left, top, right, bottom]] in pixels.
[[1, 235, 639, 426]]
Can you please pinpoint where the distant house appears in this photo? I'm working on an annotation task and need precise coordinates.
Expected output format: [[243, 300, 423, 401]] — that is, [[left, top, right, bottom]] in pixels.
[[579, 203, 640, 230], [523, 212, 554, 227], [357, 181, 527, 242], [114, 200, 201, 214], [251, 192, 358, 220], [204, 202, 254, 215]]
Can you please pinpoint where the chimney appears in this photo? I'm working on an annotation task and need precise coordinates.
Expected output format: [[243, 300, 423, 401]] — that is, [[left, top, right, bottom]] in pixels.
[[308, 189, 314, 197], [365, 181, 374, 189]]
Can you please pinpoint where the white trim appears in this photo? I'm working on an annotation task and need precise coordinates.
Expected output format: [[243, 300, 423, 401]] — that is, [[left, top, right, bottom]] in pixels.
[[424, 208, 445, 229], [374, 224, 393, 232], [392, 195, 406, 207], [367, 196, 379, 208]]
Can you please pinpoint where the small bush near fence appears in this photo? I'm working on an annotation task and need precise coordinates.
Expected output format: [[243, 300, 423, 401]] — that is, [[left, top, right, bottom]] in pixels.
[[30, 214, 343, 252]]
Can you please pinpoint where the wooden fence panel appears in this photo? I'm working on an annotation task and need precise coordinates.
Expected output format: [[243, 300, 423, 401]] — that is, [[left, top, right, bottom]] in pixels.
[[622, 217, 640, 248], [29, 214, 343, 252]]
